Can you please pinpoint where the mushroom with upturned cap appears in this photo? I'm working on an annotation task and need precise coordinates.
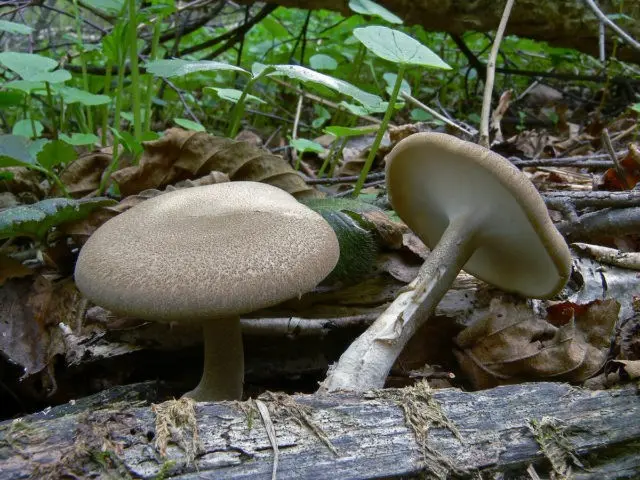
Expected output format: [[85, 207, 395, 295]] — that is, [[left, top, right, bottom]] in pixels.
[[75, 181, 339, 401], [321, 132, 572, 392]]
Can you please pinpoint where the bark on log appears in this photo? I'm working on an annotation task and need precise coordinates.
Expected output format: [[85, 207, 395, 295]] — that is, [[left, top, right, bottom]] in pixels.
[[237, 0, 640, 66], [0, 381, 638, 479]]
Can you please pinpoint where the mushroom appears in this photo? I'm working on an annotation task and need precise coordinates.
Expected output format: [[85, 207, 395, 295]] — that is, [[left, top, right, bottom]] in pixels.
[[75, 181, 339, 401], [321, 132, 572, 392]]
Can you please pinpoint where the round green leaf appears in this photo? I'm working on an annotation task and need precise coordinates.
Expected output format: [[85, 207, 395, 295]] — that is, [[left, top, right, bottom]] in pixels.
[[56, 86, 111, 105], [173, 118, 206, 132], [204, 87, 265, 105], [30, 69, 71, 84], [309, 54, 338, 71], [59, 133, 100, 146], [353, 26, 451, 68], [12, 119, 43, 138], [0, 134, 37, 167], [348, 0, 402, 24], [0, 52, 59, 80], [0, 20, 33, 35], [145, 59, 248, 78], [290, 138, 326, 154], [37, 140, 77, 170]]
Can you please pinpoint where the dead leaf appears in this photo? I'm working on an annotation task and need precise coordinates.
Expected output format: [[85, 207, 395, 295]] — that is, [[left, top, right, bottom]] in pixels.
[[0, 254, 33, 285], [454, 297, 619, 389], [0, 167, 45, 199], [0, 276, 78, 379], [111, 128, 318, 199], [609, 359, 640, 379], [595, 144, 640, 191], [56, 149, 113, 197]]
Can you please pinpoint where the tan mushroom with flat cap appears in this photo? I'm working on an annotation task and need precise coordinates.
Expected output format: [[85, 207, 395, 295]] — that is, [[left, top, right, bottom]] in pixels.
[[321, 132, 571, 392], [75, 181, 339, 401]]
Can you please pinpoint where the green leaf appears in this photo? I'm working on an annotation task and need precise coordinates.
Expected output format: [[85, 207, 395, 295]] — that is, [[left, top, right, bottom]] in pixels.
[[325, 125, 378, 137], [110, 128, 142, 155], [290, 138, 326, 154], [0, 90, 25, 107], [0, 197, 116, 240], [383, 72, 411, 97], [12, 119, 43, 138], [0, 20, 33, 35], [59, 133, 100, 146], [629, 103, 640, 114], [261, 15, 290, 39], [55, 86, 111, 105], [340, 100, 388, 116], [37, 140, 77, 170], [204, 87, 265, 105], [312, 104, 331, 129], [256, 63, 384, 110], [353, 26, 451, 68], [29, 70, 71, 84], [145, 59, 248, 78], [410, 108, 433, 122], [3, 80, 46, 93], [309, 54, 338, 71], [173, 118, 206, 132], [348, 0, 402, 24], [0, 134, 38, 167], [0, 52, 65, 81], [83, 0, 125, 13]]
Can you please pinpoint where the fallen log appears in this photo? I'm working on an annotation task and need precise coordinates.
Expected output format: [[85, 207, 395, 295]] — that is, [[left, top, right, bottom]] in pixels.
[[0, 381, 638, 479]]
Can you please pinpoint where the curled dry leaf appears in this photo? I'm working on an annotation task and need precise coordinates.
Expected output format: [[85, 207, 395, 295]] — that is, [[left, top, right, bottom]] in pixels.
[[454, 297, 619, 389], [56, 148, 112, 197], [0, 276, 79, 380], [111, 128, 319, 199], [0, 253, 33, 285], [609, 359, 640, 380], [0, 167, 46, 200], [595, 143, 640, 191]]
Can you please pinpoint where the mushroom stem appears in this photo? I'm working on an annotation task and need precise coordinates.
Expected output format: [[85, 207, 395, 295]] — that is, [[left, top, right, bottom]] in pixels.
[[320, 212, 480, 392], [184, 317, 244, 401]]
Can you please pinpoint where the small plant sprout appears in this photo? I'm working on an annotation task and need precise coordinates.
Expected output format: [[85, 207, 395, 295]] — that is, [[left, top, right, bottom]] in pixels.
[[289, 138, 326, 170], [350, 26, 451, 196]]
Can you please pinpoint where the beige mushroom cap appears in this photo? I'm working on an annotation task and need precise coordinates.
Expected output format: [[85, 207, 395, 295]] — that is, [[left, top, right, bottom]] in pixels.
[[75, 181, 339, 321], [386, 132, 571, 298]]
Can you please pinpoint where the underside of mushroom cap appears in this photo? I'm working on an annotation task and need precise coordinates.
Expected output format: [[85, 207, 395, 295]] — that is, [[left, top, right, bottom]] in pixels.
[[75, 181, 340, 321], [386, 132, 571, 298]]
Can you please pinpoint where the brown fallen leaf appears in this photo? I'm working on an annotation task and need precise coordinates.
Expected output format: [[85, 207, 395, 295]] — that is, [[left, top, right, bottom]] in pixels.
[[0, 167, 46, 199], [0, 276, 79, 383], [454, 297, 619, 389], [609, 359, 640, 380], [111, 128, 318, 199], [0, 253, 33, 285], [56, 148, 113, 197]]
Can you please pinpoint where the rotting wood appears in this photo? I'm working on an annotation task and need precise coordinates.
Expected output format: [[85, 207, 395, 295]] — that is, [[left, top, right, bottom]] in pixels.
[[0, 382, 638, 479]]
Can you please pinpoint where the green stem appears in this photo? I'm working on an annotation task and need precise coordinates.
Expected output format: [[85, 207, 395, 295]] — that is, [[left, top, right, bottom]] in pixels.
[[72, 0, 92, 132], [33, 165, 69, 197], [98, 60, 126, 195], [44, 82, 58, 140], [143, 17, 162, 133], [227, 79, 255, 138], [102, 61, 113, 146], [26, 96, 37, 138], [352, 63, 406, 197], [127, 0, 142, 141]]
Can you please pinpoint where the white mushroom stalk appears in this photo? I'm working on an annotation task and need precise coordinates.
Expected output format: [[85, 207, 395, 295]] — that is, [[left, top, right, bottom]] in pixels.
[[321, 133, 572, 392]]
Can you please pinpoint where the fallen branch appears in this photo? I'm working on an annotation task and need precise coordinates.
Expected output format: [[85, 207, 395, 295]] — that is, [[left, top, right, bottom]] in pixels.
[[0, 382, 638, 479]]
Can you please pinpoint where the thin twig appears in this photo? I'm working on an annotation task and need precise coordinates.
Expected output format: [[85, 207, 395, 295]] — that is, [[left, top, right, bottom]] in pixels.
[[400, 92, 476, 136], [582, 0, 640, 53], [602, 128, 630, 189], [479, 0, 515, 148]]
